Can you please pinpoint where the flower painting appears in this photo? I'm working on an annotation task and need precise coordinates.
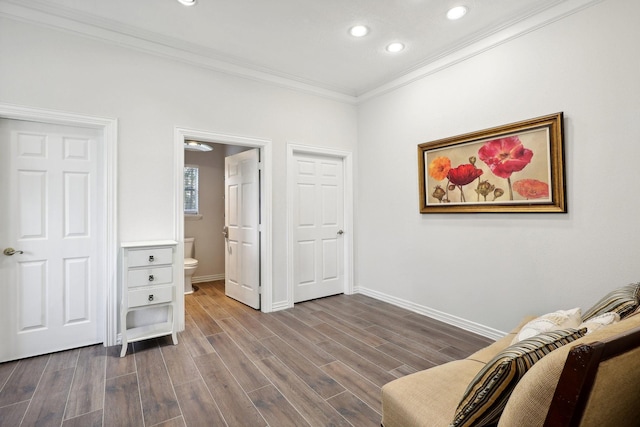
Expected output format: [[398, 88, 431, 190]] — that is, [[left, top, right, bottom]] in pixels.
[[418, 113, 566, 213]]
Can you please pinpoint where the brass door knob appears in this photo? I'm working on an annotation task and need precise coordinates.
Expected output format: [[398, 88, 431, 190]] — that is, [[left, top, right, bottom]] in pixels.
[[3, 248, 24, 256]]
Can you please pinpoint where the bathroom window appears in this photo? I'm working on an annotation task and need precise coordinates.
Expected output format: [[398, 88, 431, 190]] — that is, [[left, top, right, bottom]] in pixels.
[[184, 165, 199, 215]]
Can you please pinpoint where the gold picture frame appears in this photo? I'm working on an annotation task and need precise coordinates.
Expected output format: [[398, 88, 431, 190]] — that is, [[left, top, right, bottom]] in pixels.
[[418, 112, 566, 213]]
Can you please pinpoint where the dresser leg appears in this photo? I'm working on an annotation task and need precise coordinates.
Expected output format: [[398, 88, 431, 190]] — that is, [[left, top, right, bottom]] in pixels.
[[171, 332, 178, 345], [120, 342, 128, 357]]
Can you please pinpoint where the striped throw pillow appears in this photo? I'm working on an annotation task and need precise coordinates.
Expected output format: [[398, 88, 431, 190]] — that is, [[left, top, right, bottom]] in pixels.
[[450, 328, 587, 427], [582, 283, 640, 321]]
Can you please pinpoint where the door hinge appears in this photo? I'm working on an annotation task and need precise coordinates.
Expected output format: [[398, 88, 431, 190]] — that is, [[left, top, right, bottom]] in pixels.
[[258, 286, 262, 294]]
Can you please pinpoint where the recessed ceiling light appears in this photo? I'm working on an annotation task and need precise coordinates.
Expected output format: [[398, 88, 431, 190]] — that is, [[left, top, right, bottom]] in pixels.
[[349, 25, 369, 37], [177, 0, 197, 6], [386, 42, 405, 53], [447, 6, 468, 20]]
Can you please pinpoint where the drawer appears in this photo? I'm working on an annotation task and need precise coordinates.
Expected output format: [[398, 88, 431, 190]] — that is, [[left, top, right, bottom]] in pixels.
[[127, 266, 173, 288], [127, 247, 173, 267], [128, 285, 173, 308]]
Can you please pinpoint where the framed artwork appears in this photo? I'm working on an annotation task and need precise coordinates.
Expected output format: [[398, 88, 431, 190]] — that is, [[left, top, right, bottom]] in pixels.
[[418, 112, 566, 213]]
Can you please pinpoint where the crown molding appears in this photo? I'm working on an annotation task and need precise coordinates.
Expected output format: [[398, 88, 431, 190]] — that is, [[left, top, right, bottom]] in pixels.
[[0, 0, 358, 104], [357, 0, 603, 103], [1, 0, 602, 106]]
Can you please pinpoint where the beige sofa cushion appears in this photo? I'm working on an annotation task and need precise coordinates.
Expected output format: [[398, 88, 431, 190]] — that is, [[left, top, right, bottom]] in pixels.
[[498, 312, 640, 427], [451, 328, 587, 427], [381, 316, 535, 427], [381, 359, 485, 427]]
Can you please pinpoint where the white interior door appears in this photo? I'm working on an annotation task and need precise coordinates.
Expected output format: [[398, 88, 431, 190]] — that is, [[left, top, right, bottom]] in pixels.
[[224, 149, 260, 309], [0, 119, 103, 363], [293, 153, 344, 303]]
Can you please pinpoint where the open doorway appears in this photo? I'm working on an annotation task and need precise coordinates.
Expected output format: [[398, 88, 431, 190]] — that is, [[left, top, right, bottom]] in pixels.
[[183, 143, 260, 309], [173, 128, 273, 331]]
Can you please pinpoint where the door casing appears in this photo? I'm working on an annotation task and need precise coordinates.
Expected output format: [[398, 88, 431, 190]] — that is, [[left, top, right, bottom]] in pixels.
[[0, 103, 118, 346], [286, 143, 354, 309], [174, 127, 273, 317]]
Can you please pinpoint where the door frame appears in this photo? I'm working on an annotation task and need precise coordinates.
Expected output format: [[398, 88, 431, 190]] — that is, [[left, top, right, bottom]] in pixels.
[[174, 127, 273, 315], [0, 103, 119, 346], [286, 143, 354, 308]]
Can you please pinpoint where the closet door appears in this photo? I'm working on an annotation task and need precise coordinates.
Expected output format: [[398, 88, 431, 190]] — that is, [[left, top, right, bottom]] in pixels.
[[0, 119, 103, 362]]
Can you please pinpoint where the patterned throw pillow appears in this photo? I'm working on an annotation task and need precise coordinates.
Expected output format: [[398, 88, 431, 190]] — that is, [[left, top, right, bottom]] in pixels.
[[511, 307, 582, 344], [582, 283, 640, 321], [578, 311, 620, 334], [450, 328, 587, 427]]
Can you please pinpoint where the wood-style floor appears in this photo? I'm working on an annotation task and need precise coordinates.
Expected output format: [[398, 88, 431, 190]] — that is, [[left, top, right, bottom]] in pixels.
[[0, 281, 493, 427]]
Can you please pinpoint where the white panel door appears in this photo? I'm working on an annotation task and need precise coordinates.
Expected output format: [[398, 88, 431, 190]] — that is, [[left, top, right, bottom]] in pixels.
[[224, 149, 260, 309], [293, 153, 344, 303], [0, 119, 103, 362]]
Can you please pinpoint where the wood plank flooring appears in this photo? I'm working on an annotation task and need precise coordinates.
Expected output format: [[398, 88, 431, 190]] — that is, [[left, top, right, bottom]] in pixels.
[[0, 281, 493, 427]]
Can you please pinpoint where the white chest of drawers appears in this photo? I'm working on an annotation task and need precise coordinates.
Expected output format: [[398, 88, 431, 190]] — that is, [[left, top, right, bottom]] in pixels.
[[120, 240, 178, 357]]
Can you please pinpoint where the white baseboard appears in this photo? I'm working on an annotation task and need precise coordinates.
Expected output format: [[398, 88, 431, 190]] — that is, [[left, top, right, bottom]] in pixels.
[[185, 277, 506, 338], [192, 274, 225, 283], [270, 300, 291, 312], [354, 286, 506, 340]]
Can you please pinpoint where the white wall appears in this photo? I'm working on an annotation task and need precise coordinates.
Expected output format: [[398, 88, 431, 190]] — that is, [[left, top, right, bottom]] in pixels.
[[3, 0, 639, 338], [0, 17, 358, 306], [356, 0, 640, 333]]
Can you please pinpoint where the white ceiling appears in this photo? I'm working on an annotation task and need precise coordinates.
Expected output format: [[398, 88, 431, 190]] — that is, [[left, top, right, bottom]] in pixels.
[[2, 0, 595, 100]]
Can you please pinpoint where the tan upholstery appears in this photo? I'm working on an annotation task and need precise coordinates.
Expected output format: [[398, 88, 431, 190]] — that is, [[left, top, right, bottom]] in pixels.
[[498, 313, 640, 427], [381, 359, 484, 427], [381, 313, 640, 427], [580, 347, 640, 425], [381, 316, 533, 427]]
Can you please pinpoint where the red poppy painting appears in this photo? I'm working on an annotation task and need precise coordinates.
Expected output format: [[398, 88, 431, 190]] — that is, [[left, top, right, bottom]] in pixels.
[[477, 136, 533, 179], [418, 113, 566, 213]]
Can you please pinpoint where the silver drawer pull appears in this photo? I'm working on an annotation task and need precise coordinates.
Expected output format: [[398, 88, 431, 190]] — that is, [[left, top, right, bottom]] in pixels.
[[149, 255, 155, 262], [148, 275, 154, 282], [148, 294, 154, 302]]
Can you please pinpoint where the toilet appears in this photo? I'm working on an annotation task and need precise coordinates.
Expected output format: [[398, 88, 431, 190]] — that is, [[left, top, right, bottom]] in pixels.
[[183, 237, 199, 294]]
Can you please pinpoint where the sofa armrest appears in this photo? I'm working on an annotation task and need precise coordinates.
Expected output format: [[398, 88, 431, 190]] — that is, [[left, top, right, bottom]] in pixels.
[[544, 325, 640, 426], [498, 313, 640, 427]]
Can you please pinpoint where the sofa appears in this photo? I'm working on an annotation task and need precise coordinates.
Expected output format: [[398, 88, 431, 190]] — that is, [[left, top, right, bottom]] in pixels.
[[381, 284, 640, 427]]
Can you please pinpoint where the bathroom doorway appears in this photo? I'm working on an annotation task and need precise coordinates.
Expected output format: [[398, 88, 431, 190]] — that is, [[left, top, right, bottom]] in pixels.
[[174, 128, 273, 330]]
